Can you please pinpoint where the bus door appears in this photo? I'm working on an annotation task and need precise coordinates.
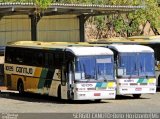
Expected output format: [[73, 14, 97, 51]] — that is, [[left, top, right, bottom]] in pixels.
[[68, 62, 74, 99], [61, 61, 74, 100]]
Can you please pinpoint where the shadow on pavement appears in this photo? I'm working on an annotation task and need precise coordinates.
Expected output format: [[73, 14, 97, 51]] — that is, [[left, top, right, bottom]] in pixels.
[[0, 91, 109, 104], [156, 88, 160, 92], [115, 95, 150, 100]]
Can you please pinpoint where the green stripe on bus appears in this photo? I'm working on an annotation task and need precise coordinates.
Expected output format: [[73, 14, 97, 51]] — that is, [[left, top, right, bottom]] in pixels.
[[142, 79, 147, 83], [40, 68, 48, 78], [137, 78, 144, 83], [38, 68, 48, 88]]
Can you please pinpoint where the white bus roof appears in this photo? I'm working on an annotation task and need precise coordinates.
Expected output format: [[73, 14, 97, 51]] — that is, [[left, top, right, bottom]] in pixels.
[[108, 44, 154, 53], [66, 47, 113, 56]]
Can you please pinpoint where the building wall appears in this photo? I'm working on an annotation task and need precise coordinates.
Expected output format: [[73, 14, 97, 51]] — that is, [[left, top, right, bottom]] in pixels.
[[38, 15, 79, 42], [0, 15, 79, 46], [0, 15, 31, 46]]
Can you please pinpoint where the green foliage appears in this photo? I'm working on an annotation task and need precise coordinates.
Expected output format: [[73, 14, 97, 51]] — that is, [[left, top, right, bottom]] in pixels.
[[0, 0, 33, 2], [107, 0, 160, 35], [0, 0, 53, 9], [52, 0, 160, 36], [113, 18, 125, 33], [95, 16, 105, 30], [35, 0, 53, 9]]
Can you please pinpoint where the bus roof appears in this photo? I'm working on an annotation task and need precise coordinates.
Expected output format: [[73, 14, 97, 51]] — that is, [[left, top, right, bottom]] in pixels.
[[7, 41, 113, 56], [89, 35, 160, 44], [128, 35, 160, 44], [128, 35, 160, 40], [7, 41, 90, 49], [108, 44, 154, 53], [66, 47, 113, 56]]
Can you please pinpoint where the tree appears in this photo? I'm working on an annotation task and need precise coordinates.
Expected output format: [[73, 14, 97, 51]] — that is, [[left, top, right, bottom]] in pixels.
[[1, 0, 160, 37], [108, 0, 160, 35], [85, 0, 160, 38], [0, 0, 53, 9]]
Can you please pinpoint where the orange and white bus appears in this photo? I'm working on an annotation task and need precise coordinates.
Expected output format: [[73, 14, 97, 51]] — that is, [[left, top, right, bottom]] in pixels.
[[4, 41, 116, 101]]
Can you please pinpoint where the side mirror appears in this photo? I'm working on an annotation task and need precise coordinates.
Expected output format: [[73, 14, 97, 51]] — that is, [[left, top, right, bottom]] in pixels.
[[155, 60, 159, 66]]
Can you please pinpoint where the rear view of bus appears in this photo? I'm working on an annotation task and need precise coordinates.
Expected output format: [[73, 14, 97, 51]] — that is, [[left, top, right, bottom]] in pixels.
[[108, 44, 156, 98], [66, 47, 116, 100]]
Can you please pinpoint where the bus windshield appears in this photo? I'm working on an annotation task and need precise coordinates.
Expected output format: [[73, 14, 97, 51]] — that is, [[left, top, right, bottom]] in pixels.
[[139, 53, 155, 77], [118, 53, 138, 77], [118, 53, 155, 77], [75, 55, 114, 81]]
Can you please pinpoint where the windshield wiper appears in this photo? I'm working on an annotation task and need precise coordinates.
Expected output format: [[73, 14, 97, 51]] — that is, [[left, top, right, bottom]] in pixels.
[[85, 74, 92, 79], [102, 76, 108, 82]]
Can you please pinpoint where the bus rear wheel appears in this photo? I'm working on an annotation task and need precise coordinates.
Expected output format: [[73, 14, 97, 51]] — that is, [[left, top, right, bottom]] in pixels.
[[133, 94, 141, 99], [18, 81, 24, 95]]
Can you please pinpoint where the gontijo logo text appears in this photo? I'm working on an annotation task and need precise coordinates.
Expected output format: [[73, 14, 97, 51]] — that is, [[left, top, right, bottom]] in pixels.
[[5, 64, 34, 76]]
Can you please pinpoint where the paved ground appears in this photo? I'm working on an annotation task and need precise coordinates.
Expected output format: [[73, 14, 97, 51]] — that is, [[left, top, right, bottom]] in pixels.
[[0, 90, 160, 113]]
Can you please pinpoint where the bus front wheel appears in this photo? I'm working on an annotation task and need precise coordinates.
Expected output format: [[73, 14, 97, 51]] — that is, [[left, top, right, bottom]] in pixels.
[[133, 94, 141, 99], [158, 76, 160, 88], [18, 81, 24, 95], [94, 99, 101, 103]]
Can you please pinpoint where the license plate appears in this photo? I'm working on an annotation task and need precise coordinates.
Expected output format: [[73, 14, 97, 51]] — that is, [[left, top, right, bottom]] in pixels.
[[135, 87, 142, 91], [94, 93, 100, 96]]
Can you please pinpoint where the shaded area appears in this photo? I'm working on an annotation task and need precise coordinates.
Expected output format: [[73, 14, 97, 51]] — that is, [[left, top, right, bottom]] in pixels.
[[115, 94, 150, 100], [156, 87, 160, 92], [0, 91, 109, 104]]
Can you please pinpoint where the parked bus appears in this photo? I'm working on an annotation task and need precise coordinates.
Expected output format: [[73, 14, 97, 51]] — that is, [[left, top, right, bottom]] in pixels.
[[89, 36, 160, 88], [4, 41, 116, 101], [0, 46, 5, 90], [128, 36, 160, 88], [107, 44, 156, 98]]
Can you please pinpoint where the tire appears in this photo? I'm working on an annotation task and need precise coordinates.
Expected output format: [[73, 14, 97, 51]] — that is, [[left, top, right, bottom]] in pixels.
[[133, 94, 141, 99], [94, 99, 101, 103], [18, 81, 24, 95], [158, 76, 160, 88]]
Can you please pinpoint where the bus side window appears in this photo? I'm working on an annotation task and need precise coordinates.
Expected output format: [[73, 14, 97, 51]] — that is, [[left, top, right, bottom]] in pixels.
[[5, 49, 11, 63], [54, 52, 64, 68], [36, 52, 44, 67], [15, 49, 24, 64], [24, 50, 33, 66], [29, 50, 43, 67], [45, 53, 54, 68], [5, 47, 15, 63]]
